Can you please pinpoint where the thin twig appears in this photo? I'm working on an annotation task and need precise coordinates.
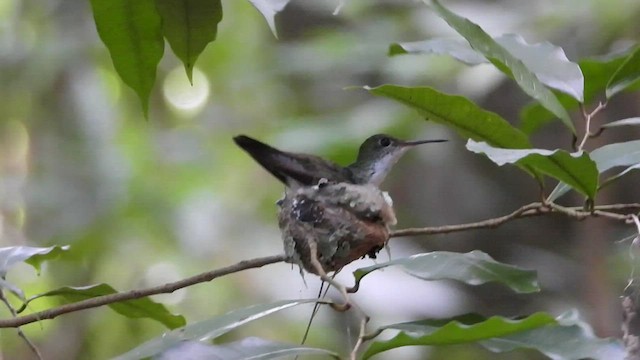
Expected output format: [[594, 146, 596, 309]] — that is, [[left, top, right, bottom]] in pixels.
[[308, 241, 350, 311], [350, 317, 369, 360], [0, 291, 43, 359], [0, 254, 287, 328], [390, 202, 546, 237], [577, 101, 607, 151]]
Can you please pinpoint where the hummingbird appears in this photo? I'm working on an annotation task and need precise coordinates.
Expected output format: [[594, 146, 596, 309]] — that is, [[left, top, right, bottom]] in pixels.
[[232, 134, 446, 188], [234, 133, 446, 275]]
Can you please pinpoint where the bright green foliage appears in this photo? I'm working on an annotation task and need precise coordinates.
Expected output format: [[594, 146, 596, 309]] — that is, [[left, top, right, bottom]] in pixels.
[[353, 251, 539, 294], [467, 140, 599, 199], [363, 311, 623, 359], [23, 284, 185, 329], [155, 0, 223, 83], [365, 85, 531, 149], [90, 0, 164, 117], [430, 0, 574, 133]]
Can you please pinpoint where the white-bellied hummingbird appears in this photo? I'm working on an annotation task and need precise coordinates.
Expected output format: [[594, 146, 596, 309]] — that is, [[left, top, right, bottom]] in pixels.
[[233, 134, 446, 188], [233, 133, 446, 274]]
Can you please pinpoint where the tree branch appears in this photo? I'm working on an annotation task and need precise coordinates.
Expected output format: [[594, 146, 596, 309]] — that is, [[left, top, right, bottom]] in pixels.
[[0, 254, 287, 328], [1, 202, 639, 329], [390, 202, 639, 237]]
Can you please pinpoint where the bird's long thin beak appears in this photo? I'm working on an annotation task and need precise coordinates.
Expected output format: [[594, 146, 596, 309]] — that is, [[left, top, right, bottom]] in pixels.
[[401, 139, 448, 147]]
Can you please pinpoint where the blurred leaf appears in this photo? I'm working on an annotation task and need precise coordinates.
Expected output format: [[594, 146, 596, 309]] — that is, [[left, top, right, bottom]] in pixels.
[[0, 245, 70, 277], [389, 38, 486, 64], [89, 0, 164, 117], [429, 0, 574, 133], [155, 0, 223, 83], [353, 251, 539, 294], [548, 140, 640, 201], [363, 310, 623, 360], [25, 284, 185, 329], [247, 0, 290, 38], [606, 46, 640, 98], [391, 34, 584, 101], [0, 278, 25, 302], [601, 117, 640, 129], [156, 338, 340, 360], [114, 299, 318, 360], [467, 140, 598, 199], [601, 163, 640, 189], [364, 85, 531, 148]]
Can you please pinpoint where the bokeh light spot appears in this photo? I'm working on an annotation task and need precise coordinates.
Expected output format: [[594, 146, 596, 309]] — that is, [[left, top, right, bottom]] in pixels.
[[162, 66, 210, 112]]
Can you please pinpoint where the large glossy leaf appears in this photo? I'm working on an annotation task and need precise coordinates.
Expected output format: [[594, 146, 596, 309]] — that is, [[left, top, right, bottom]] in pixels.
[[90, 0, 164, 117], [520, 50, 631, 134], [467, 140, 598, 199], [429, 0, 573, 133], [0, 245, 70, 277], [353, 251, 539, 294], [548, 140, 640, 201], [247, 0, 290, 38], [365, 85, 531, 149], [391, 34, 583, 101], [606, 46, 640, 98], [114, 299, 318, 360], [363, 311, 623, 360], [155, 0, 223, 83], [24, 284, 185, 329], [155, 338, 340, 360]]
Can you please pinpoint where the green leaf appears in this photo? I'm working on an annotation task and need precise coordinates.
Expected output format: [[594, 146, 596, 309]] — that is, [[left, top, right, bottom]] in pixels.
[[467, 140, 599, 199], [155, 338, 340, 360], [520, 50, 632, 134], [247, 0, 290, 38], [90, 0, 164, 117], [391, 34, 584, 101], [0, 245, 70, 277], [155, 0, 223, 83], [429, 0, 574, 133], [114, 299, 319, 360], [365, 85, 531, 149], [389, 38, 486, 64], [25, 284, 185, 329], [353, 251, 539, 294], [362, 311, 623, 360], [548, 140, 640, 201], [606, 46, 640, 98], [601, 117, 640, 129]]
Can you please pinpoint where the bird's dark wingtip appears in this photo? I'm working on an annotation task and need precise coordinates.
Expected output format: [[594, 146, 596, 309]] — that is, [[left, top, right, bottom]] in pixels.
[[233, 135, 251, 146]]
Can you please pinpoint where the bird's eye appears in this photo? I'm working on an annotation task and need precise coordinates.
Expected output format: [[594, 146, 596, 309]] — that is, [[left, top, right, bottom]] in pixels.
[[379, 137, 391, 147]]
